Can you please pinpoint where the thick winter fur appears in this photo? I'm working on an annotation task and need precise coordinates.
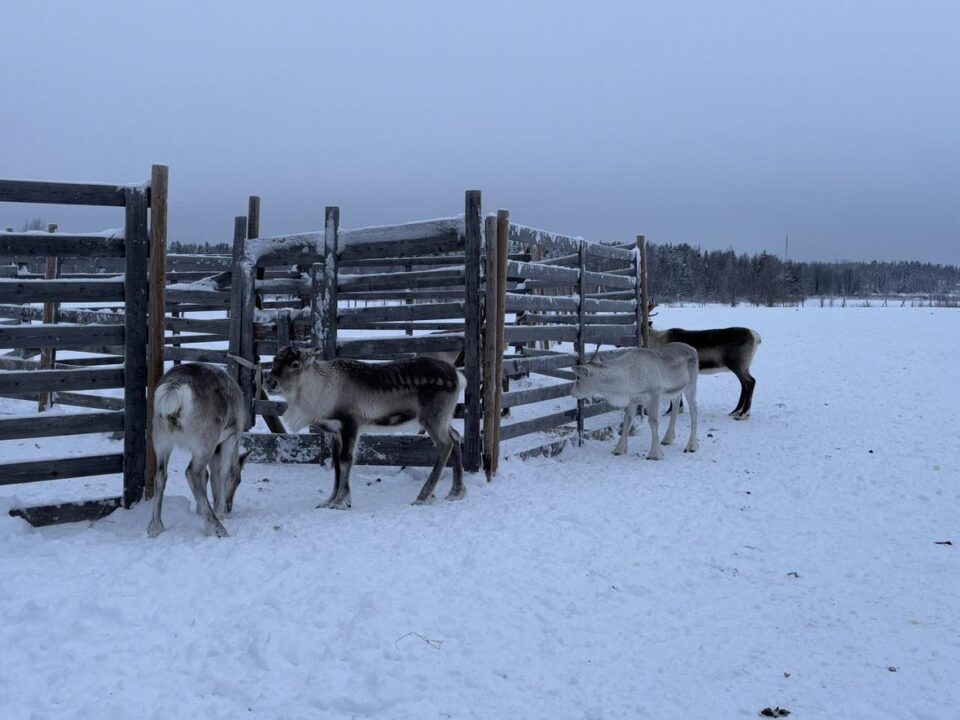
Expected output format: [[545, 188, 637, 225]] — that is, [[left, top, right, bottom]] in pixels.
[[647, 326, 761, 419], [149, 363, 249, 538], [570, 343, 699, 459], [263, 347, 465, 509]]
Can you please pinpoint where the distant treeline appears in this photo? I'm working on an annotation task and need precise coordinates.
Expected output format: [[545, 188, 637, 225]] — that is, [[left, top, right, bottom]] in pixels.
[[167, 239, 960, 306], [644, 244, 960, 306]]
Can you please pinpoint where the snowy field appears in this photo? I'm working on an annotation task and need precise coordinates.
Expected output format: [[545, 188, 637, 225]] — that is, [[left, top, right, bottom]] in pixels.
[[1, 305, 958, 719]]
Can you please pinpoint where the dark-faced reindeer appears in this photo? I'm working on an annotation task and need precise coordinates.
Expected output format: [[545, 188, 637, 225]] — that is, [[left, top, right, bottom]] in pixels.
[[571, 343, 699, 459], [149, 363, 250, 538], [263, 347, 465, 509], [645, 325, 761, 419]]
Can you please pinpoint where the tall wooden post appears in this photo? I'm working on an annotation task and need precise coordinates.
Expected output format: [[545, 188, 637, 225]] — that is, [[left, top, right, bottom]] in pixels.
[[228, 216, 247, 384], [576, 242, 587, 443], [638, 234, 649, 347], [492, 210, 509, 466], [123, 187, 149, 507], [462, 191, 483, 473], [317, 206, 339, 361], [482, 215, 499, 478], [38, 223, 60, 412], [144, 165, 168, 498]]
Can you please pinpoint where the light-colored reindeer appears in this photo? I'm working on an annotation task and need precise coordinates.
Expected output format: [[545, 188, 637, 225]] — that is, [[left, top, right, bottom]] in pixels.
[[571, 343, 699, 459], [149, 363, 249, 538]]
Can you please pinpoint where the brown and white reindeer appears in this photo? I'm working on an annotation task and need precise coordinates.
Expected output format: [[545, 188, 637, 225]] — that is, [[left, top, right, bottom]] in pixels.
[[149, 363, 250, 538], [570, 343, 699, 459], [644, 302, 762, 419], [263, 347, 465, 509]]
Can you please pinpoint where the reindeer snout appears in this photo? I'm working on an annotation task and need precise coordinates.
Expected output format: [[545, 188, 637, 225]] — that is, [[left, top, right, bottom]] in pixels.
[[262, 374, 279, 393]]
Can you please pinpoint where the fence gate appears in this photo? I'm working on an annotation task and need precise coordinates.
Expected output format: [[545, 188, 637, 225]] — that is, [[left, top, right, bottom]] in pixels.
[[0, 178, 150, 525]]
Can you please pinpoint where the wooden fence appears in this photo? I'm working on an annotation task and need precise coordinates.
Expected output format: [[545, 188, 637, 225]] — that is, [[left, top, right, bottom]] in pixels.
[[0, 175, 159, 524]]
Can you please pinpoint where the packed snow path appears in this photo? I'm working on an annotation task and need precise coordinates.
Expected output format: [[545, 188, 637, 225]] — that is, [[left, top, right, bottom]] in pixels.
[[1, 305, 957, 719]]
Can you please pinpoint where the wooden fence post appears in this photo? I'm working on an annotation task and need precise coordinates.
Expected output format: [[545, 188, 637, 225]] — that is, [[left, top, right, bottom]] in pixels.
[[38, 223, 60, 412], [638, 235, 649, 347], [482, 214, 499, 478], [462, 191, 482, 473], [144, 164, 168, 499], [228, 216, 247, 384], [576, 241, 586, 444], [318, 206, 339, 361], [493, 209, 509, 467], [123, 187, 149, 507]]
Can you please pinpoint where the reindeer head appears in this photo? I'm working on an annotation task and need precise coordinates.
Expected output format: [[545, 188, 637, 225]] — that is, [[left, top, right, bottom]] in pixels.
[[263, 345, 314, 395], [569, 345, 607, 400]]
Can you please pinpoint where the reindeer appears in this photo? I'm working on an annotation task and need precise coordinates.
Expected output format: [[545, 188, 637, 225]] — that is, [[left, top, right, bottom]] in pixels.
[[263, 347, 465, 509], [645, 320, 761, 419], [571, 343, 699, 459], [149, 363, 249, 538]]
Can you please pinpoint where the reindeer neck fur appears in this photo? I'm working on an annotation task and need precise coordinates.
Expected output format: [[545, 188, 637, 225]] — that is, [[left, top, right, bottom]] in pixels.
[[281, 357, 339, 431]]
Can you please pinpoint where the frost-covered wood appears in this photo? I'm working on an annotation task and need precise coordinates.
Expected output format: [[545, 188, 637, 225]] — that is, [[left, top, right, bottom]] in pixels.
[[338, 267, 465, 292], [503, 292, 579, 313], [0, 367, 125, 394], [500, 381, 574, 409], [338, 301, 465, 323], [338, 232, 464, 263], [0, 324, 125, 349], [0, 453, 125, 485]]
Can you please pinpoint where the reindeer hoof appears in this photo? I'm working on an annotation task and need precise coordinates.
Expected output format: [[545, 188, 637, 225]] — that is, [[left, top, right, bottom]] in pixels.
[[413, 495, 435, 506], [147, 521, 164, 538], [733, 413, 749, 421], [684, 445, 698, 453], [661, 438, 673, 446], [612, 447, 628, 456], [445, 489, 466, 502], [646, 454, 663, 461], [206, 524, 230, 538]]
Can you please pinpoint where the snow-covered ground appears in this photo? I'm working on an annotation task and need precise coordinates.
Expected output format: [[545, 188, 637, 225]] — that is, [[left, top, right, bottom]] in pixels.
[[1, 305, 958, 719]]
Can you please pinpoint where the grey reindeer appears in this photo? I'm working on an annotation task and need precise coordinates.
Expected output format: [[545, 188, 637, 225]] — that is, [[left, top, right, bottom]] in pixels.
[[149, 363, 249, 538], [263, 347, 465, 509], [571, 343, 699, 459]]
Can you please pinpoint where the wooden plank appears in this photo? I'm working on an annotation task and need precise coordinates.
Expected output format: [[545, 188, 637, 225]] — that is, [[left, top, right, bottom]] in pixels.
[[0, 179, 126, 206], [583, 297, 636, 312], [319, 207, 339, 359], [164, 347, 231, 364], [506, 259, 579, 285], [123, 186, 149, 507], [341, 217, 463, 245], [54, 391, 124, 411], [0, 279, 125, 303], [589, 289, 635, 300], [500, 407, 578, 441], [8, 497, 122, 526], [501, 352, 578, 376], [0, 410, 124, 440], [228, 216, 246, 383], [0, 306, 125, 324], [239, 264, 257, 424], [492, 209, 509, 475], [166, 254, 233, 271], [338, 289, 468, 302], [338, 233, 464, 263], [166, 316, 230, 333], [503, 325, 577, 343], [517, 313, 636, 325], [583, 325, 639, 344], [500, 381, 574, 409], [337, 300, 467, 324], [338, 267, 465, 292], [338, 320, 467, 332], [576, 244, 587, 441], [243, 431, 460, 467], [339, 254, 466, 268], [333, 333, 464, 359], [255, 277, 311, 295], [0, 233, 126, 258], [165, 289, 232, 306], [503, 292, 579, 313], [0, 454, 125, 485], [581, 270, 635, 290], [585, 242, 635, 262], [253, 399, 287, 415], [145, 164, 168, 498], [0, 324, 125, 349], [0, 368, 125, 393]]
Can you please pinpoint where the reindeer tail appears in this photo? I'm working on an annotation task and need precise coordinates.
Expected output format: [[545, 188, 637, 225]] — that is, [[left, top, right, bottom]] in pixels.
[[154, 381, 193, 426]]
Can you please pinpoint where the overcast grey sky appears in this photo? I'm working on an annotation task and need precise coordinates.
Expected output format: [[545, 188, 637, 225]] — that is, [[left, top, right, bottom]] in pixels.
[[1, 1, 957, 263]]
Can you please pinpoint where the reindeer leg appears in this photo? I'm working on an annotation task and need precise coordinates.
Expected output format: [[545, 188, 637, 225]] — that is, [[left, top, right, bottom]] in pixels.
[[325, 423, 356, 510], [730, 370, 749, 417], [662, 394, 680, 445], [737, 374, 756, 420], [416, 420, 454, 505], [613, 403, 636, 455], [684, 376, 699, 453], [317, 433, 342, 508], [147, 439, 173, 538], [444, 428, 465, 501], [645, 394, 664, 460], [187, 455, 229, 537]]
